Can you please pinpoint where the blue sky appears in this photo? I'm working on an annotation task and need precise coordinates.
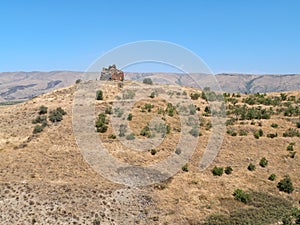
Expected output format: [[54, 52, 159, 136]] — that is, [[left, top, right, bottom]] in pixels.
[[0, 0, 299, 73]]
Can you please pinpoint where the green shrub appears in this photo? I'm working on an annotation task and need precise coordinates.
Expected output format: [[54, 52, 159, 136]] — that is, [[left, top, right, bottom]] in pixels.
[[283, 128, 300, 137], [144, 103, 153, 112], [271, 123, 278, 128], [118, 124, 127, 137], [143, 78, 153, 85], [297, 122, 300, 128], [239, 130, 248, 136], [56, 107, 66, 115], [95, 113, 108, 133], [225, 166, 233, 175], [32, 115, 47, 124], [233, 189, 250, 204], [108, 134, 116, 139], [49, 109, 63, 123], [39, 105, 48, 115], [175, 148, 181, 155], [248, 163, 256, 171], [127, 113, 133, 121], [150, 149, 157, 155], [165, 103, 176, 116], [105, 106, 113, 114], [190, 92, 201, 100], [126, 133, 135, 140], [212, 166, 224, 176], [96, 90, 103, 100], [287, 143, 295, 151], [189, 127, 200, 137], [268, 174, 276, 181], [182, 164, 189, 172], [140, 125, 151, 138], [267, 133, 278, 138], [75, 79, 81, 84], [33, 125, 43, 134], [259, 157, 268, 167], [277, 176, 294, 194]]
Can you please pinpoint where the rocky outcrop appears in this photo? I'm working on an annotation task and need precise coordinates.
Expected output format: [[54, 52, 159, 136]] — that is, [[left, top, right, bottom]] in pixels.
[[100, 65, 124, 81]]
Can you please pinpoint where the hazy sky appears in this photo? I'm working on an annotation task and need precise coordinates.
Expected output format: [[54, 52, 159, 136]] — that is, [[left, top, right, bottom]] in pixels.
[[0, 0, 299, 73]]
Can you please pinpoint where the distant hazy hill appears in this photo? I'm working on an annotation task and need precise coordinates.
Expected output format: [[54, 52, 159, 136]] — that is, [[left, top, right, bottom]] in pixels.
[[0, 71, 299, 102]]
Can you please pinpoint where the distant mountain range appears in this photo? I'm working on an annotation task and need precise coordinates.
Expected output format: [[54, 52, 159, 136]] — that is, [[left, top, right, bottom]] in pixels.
[[0, 71, 299, 102]]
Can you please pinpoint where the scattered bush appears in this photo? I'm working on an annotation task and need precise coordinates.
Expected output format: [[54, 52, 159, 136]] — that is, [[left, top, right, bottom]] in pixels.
[[297, 122, 300, 128], [75, 79, 81, 84], [95, 113, 108, 133], [290, 151, 296, 158], [126, 133, 135, 140], [140, 125, 151, 138], [175, 148, 181, 155], [239, 130, 248, 136], [127, 113, 133, 121], [212, 166, 224, 176], [105, 106, 113, 114], [150, 91, 156, 98], [225, 166, 233, 175], [150, 149, 157, 155], [259, 157, 268, 167], [267, 133, 278, 138], [39, 105, 48, 115], [287, 143, 295, 151], [118, 124, 127, 137], [190, 92, 201, 100], [268, 174, 276, 181], [96, 90, 103, 100], [122, 90, 135, 99], [277, 176, 294, 194], [32, 115, 47, 124], [165, 103, 176, 116], [48, 108, 65, 123], [33, 125, 43, 134], [248, 163, 256, 171], [283, 128, 300, 137], [227, 129, 237, 136], [108, 134, 116, 139], [233, 189, 250, 204], [271, 123, 278, 128], [143, 78, 153, 85], [182, 164, 189, 172], [189, 127, 200, 137]]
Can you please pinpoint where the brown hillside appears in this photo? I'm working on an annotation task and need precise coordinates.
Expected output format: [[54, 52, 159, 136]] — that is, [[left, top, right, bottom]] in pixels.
[[0, 81, 299, 224]]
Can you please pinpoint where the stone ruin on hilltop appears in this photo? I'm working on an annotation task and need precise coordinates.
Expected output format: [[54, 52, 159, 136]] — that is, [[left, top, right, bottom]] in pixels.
[[100, 64, 124, 81]]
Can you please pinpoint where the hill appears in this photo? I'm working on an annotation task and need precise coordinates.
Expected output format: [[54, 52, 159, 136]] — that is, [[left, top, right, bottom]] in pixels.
[[1, 71, 300, 102], [0, 80, 299, 224]]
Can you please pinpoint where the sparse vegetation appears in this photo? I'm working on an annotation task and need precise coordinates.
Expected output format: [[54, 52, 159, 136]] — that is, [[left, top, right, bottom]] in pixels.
[[212, 166, 223, 176], [95, 113, 108, 133], [126, 133, 135, 140], [33, 125, 44, 134], [96, 90, 103, 100], [233, 189, 250, 203], [259, 157, 268, 167], [127, 113, 133, 121], [248, 163, 256, 171], [49, 107, 66, 123], [38, 105, 48, 115], [277, 176, 294, 194], [268, 173, 276, 181], [225, 166, 233, 175], [182, 163, 189, 172], [143, 78, 153, 85]]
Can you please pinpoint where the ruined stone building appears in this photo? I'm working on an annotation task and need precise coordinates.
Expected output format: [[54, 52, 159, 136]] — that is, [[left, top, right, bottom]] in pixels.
[[100, 64, 124, 81]]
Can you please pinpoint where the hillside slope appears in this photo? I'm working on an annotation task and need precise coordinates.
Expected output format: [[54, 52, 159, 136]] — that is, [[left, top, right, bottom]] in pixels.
[[0, 81, 299, 224]]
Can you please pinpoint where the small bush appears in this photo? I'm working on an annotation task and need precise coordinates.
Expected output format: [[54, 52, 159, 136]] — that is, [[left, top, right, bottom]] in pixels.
[[239, 130, 248, 136], [268, 174, 276, 181], [150, 91, 156, 98], [287, 143, 294, 151], [75, 79, 81, 84], [126, 133, 135, 140], [118, 124, 127, 137], [140, 125, 151, 138], [290, 151, 296, 158], [190, 93, 201, 100], [175, 148, 181, 155], [283, 128, 300, 137], [39, 105, 48, 115], [49, 109, 63, 123], [96, 90, 103, 100], [108, 134, 116, 139], [259, 157, 268, 167], [297, 122, 300, 128], [127, 113, 133, 121], [212, 166, 224, 176], [143, 78, 153, 85], [33, 125, 43, 134], [225, 166, 233, 175], [189, 127, 200, 137], [267, 133, 278, 138], [277, 176, 294, 194], [233, 189, 250, 204], [56, 107, 66, 115], [248, 163, 256, 171], [271, 123, 278, 128], [150, 149, 157, 155], [182, 164, 189, 172], [105, 106, 113, 114], [95, 113, 108, 133], [32, 115, 47, 124]]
